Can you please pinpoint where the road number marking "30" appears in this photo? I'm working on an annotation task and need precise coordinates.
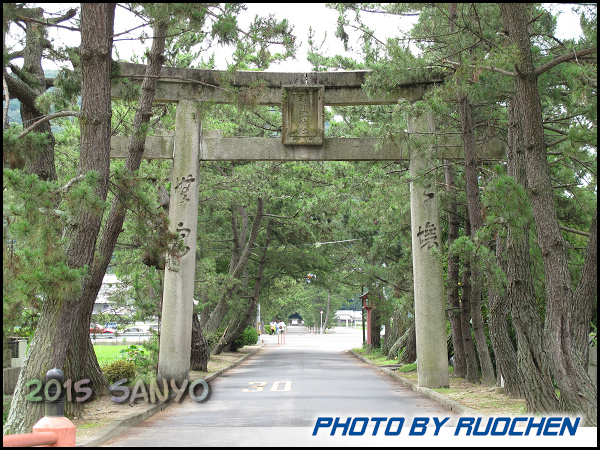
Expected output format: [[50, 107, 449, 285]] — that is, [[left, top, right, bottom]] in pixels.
[[242, 381, 291, 392]]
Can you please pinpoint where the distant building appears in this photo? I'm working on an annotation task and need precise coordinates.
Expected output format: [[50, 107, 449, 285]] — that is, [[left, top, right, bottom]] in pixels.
[[334, 310, 362, 327], [288, 312, 303, 326], [93, 274, 133, 315]]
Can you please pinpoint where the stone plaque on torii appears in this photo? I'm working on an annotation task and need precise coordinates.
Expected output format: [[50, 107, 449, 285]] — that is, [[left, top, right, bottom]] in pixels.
[[282, 85, 324, 145], [111, 61, 506, 388]]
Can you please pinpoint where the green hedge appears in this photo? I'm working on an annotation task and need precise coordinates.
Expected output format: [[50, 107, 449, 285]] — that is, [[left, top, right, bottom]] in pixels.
[[230, 327, 258, 352]]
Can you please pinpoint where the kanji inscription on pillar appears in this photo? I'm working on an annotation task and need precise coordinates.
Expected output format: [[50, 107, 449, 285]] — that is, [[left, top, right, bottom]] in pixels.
[[416, 221, 439, 249], [176, 222, 192, 257], [282, 86, 324, 145], [174, 174, 195, 203]]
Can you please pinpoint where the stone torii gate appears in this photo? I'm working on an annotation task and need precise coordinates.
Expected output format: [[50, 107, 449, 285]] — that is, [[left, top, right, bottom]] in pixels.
[[111, 62, 505, 389]]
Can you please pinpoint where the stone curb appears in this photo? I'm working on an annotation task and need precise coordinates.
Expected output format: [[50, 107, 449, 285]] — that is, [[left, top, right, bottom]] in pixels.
[[348, 350, 483, 417], [77, 343, 266, 447]]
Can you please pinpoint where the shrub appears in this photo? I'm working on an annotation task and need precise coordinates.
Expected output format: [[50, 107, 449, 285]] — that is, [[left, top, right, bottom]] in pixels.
[[119, 336, 158, 379], [242, 327, 259, 345], [102, 360, 136, 384], [230, 327, 258, 352]]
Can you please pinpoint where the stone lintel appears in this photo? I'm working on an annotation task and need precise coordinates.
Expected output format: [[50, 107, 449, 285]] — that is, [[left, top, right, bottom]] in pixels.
[[110, 135, 174, 159], [110, 133, 506, 162], [111, 62, 443, 106]]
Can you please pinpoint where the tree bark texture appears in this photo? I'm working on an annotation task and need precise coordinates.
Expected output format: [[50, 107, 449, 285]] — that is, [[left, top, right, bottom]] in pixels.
[[369, 304, 381, 350], [323, 290, 331, 334], [460, 218, 480, 383], [443, 160, 466, 378], [66, 18, 169, 404], [459, 93, 496, 386], [213, 221, 270, 355], [382, 310, 401, 357], [399, 323, 417, 364], [206, 199, 265, 332], [573, 206, 596, 365], [12, 7, 57, 181], [191, 313, 209, 372], [500, 3, 597, 425], [487, 232, 525, 399], [506, 96, 559, 411], [4, 3, 116, 434]]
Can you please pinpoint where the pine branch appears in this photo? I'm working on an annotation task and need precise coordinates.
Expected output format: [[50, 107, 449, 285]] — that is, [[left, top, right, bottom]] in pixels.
[[535, 47, 597, 76], [559, 225, 590, 238], [57, 175, 85, 194], [3, 74, 9, 129], [16, 8, 78, 31], [18, 111, 81, 139], [442, 59, 515, 77]]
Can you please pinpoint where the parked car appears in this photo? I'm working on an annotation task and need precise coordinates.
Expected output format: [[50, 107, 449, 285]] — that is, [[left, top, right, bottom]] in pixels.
[[123, 327, 145, 333], [89, 323, 115, 334]]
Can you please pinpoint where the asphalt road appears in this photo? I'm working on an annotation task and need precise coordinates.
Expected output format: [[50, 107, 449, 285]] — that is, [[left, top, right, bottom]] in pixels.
[[102, 327, 459, 446]]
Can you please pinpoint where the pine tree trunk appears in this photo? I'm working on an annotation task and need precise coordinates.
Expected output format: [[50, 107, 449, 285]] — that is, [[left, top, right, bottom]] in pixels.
[[381, 315, 391, 354], [443, 160, 466, 378], [191, 313, 209, 372], [369, 305, 381, 350], [500, 3, 597, 425], [206, 201, 264, 332], [573, 207, 596, 365], [460, 221, 479, 383], [212, 222, 269, 355], [399, 324, 417, 364], [199, 292, 211, 328], [459, 93, 496, 386], [65, 19, 169, 417], [469, 273, 496, 385], [323, 290, 331, 333], [383, 310, 402, 357], [488, 233, 524, 398], [505, 95, 559, 411], [62, 18, 167, 415], [3, 297, 67, 434], [3, 4, 116, 434], [387, 318, 410, 360], [18, 6, 57, 181]]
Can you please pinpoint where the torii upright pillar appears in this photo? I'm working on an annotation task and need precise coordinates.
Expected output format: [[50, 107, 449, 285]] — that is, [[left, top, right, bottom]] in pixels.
[[157, 100, 201, 385], [408, 111, 449, 389]]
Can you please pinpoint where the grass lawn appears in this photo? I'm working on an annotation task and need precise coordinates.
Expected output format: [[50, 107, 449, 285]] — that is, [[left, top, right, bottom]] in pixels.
[[3, 345, 139, 428], [94, 345, 128, 366], [352, 347, 399, 366]]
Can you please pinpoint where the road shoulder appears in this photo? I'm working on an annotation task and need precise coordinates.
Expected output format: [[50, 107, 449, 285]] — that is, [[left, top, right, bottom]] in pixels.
[[77, 343, 265, 447], [349, 349, 483, 416]]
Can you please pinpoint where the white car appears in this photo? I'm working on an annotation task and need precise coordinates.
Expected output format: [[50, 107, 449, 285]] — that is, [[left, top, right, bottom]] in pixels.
[[123, 327, 146, 333]]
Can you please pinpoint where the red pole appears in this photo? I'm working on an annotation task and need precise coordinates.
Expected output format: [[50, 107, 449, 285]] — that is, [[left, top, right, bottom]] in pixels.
[[3, 431, 57, 447], [366, 308, 372, 346], [32, 416, 76, 447]]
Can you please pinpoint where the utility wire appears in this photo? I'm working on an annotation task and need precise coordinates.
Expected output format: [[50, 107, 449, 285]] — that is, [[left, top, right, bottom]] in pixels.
[[205, 237, 365, 251]]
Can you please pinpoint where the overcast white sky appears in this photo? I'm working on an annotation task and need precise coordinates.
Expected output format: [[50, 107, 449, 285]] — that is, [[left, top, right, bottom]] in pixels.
[[5, 3, 585, 72]]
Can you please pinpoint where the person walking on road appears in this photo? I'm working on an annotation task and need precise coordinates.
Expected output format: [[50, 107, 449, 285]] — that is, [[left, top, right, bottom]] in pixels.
[[278, 319, 286, 344], [274, 319, 281, 344]]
